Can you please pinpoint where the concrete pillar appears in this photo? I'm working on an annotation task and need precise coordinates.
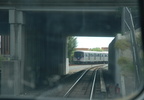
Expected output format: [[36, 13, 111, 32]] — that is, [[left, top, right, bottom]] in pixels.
[[115, 34, 126, 97], [65, 37, 69, 74], [115, 34, 122, 84], [9, 10, 24, 60], [56, 35, 68, 75], [1, 9, 25, 95], [121, 75, 126, 97], [60, 36, 69, 75], [16, 11, 24, 60], [16, 11, 25, 93], [9, 10, 16, 59]]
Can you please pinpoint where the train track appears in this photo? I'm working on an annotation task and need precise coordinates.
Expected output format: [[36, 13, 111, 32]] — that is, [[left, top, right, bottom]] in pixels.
[[38, 65, 107, 99], [92, 69, 107, 99], [62, 65, 107, 99]]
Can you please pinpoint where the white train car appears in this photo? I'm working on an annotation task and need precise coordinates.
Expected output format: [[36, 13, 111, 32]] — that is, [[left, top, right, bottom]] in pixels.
[[100, 52, 108, 63], [73, 51, 108, 64], [103, 52, 108, 63]]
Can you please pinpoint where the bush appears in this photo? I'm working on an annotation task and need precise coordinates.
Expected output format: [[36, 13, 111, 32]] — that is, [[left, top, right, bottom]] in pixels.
[[118, 56, 130, 65], [118, 56, 134, 73], [115, 39, 130, 51]]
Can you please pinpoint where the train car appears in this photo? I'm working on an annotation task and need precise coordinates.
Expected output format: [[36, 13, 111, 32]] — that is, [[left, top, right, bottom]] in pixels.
[[102, 52, 109, 63], [73, 51, 108, 64]]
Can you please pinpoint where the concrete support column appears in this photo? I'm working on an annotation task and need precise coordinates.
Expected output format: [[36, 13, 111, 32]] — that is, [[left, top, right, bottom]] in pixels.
[[65, 37, 69, 74], [1, 9, 25, 95], [60, 36, 69, 75], [9, 10, 16, 59], [16, 11, 24, 60], [115, 34, 121, 84], [9, 10, 24, 60], [16, 11, 25, 93], [115, 34, 126, 97]]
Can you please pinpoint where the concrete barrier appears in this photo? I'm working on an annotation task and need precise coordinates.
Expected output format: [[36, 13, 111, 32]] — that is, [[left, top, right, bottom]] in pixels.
[[1, 60, 21, 95], [66, 58, 69, 74]]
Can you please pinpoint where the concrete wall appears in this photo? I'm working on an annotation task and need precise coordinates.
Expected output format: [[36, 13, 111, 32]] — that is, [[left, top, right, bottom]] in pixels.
[[1, 60, 21, 95], [108, 38, 116, 81], [0, 11, 69, 94], [108, 34, 125, 96], [115, 34, 124, 95], [108, 34, 136, 97], [23, 13, 68, 89]]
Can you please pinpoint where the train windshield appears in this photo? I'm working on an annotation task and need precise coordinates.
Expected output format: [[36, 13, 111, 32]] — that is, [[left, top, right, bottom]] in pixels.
[[0, 0, 144, 100], [74, 52, 84, 57]]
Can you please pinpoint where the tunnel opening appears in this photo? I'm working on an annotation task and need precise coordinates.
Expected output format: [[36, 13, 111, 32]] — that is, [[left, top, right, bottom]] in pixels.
[[23, 11, 121, 89], [67, 36, 115, 88], [67, 36, 114, 64]]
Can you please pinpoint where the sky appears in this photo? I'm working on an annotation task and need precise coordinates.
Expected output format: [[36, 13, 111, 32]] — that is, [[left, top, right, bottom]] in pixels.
[[76, 37, 114, 48]]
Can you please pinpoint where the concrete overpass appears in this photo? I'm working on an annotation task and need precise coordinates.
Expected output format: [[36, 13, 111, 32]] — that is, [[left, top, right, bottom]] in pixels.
[[0, 0, 139, 95]]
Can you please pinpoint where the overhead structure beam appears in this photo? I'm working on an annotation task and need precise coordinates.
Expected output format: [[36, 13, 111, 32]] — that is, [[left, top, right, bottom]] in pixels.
[[0, 0, 138, 7], [15, 7, 119, 12]]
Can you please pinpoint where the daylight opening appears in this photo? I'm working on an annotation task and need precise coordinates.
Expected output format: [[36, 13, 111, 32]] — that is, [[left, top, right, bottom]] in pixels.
[[67, 36, 114, 65]]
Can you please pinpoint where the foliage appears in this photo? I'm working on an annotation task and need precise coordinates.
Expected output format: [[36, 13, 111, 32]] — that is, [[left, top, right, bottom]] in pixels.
[[118, 56, 130, 66], [118, 56, 134, 73], [115, 39, 130, 51], [67, 36, 77, 63], [122, 63, 134, 74], [135, 30, 144, 80], [90, 48, 103, 51], [136, 32, 142, 48]]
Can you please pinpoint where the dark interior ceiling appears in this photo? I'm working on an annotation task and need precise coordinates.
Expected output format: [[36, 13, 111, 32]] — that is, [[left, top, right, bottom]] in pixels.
[[25, 11, 121, 37], [0, 0, 139, 36], [0, 8, 139, 37]]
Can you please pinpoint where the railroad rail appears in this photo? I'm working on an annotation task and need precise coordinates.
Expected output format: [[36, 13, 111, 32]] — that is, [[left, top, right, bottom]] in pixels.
[[90, 69, 97, 100], [62, 65, 107, 99], [37, 65, 107, 99]]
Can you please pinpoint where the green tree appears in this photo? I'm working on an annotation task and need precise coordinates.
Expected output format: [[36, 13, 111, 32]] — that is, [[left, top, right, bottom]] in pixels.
[[90, 48, 103, 51], [67, 36, 77, 63]]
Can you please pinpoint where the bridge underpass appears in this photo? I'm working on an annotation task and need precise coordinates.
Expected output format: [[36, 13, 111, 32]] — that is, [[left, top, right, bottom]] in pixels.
[[0, 5, 139, 95], [24, 11, 121, 87]]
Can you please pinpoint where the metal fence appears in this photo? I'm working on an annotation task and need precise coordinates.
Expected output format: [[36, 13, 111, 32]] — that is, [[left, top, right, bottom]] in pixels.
[[121, 7, 142, 88]]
